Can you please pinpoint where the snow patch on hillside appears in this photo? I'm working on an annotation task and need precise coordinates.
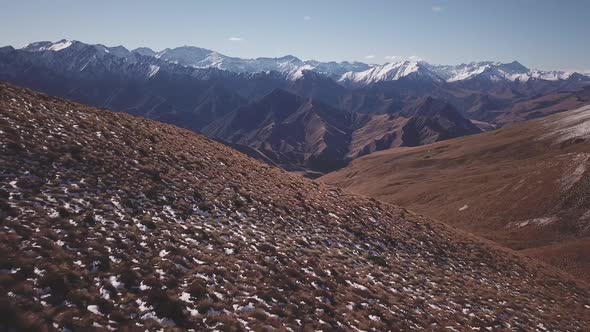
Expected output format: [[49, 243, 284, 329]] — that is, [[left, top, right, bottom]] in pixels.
[[147, 65, 160, 78], [48, 40, 73, 51], [506, 216, 557, 228], [539, 105, 590, 143]]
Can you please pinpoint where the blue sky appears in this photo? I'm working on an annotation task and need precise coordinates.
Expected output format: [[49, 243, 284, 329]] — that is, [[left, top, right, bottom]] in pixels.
[[0, 0, 588, 70]]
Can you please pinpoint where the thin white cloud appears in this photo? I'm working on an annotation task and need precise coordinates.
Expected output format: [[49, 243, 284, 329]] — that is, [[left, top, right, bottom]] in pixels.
[[228, 37, 243, 42], [303, 15, 312, 21], [408, 55, 423, 61], [365, 55, 375, 59], [432, 6, 443, 12]]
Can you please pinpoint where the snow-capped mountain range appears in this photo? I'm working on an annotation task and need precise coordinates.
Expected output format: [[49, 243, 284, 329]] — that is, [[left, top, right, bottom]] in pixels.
[[17, 39, 590, 85]]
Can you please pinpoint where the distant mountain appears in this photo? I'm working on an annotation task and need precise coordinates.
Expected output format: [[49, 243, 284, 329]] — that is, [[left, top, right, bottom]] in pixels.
[[339, 61, 443, 87], [4, 40, 590, 127], [350, 97, 482, 158], [18, 40, 590, 85], [302, 59, 371, 79], [427, 61, 527, 82], [203, 89, 357, 174], [286, 70, 349, 107], [148, 45, 307, 79], [427, 61, 583, 82], [204, 90, 481, 175], [399, 96, 482, 146]]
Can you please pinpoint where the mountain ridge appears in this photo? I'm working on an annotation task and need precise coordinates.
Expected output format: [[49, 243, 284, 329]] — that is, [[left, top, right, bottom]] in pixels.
[[19, 39, 590, 85]]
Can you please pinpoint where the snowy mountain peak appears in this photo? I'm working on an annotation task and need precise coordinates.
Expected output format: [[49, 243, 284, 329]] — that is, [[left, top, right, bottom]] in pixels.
[[338, 61, 443, 86], [132, 47, 156, 57], [273, 55, 301, 62], [500, 60, 529, 73], [21, 40, 133, 58], [290, 64, 316, 80], [153, 46, 214, 65], [22, 39, 74, 52]]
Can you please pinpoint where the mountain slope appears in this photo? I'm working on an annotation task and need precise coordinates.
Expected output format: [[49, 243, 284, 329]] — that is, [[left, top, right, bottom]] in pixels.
[[490, 86, 590, 125], [349, 97, 482, 158], [203, 89, 355, 174], [321, 104, 590, 282], [2, 83, 590, 331], [398, 97, 482, 146], [339, 61, 443, 87], [203, 90, 481, 175]]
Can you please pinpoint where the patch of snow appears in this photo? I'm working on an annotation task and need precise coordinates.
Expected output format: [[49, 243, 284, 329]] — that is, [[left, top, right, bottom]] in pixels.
[[540, 105, 590, 143], [87, 305, 103, 315], [346, 280, 368, 291], [507, 216, 557, 228], [136, 299, 151, 312], [179, 292, 192, 303], [48, 40, 73, 51], [109, 275, 124, 289], [147, 65, 160, 78], [100, 287, 111, 300]]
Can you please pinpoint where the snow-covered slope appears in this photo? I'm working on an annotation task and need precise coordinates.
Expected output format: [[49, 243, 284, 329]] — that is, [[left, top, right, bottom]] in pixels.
[[339, 61, 444, 86], [22, 40, 74, 52], [427, 61, 582, 82], [18, 40, 590, 85], [22, 39, 131, 58], [529, 69, 576, 81]]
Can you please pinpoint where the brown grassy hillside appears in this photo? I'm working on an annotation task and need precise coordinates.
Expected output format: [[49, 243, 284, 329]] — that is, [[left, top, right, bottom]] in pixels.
[[1, 83, 589, 331], [321, 104, 590, 283]]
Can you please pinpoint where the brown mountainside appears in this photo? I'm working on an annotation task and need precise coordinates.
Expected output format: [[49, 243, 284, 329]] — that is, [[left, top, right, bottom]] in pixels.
[[321, 104, 590, 282], [204, 90, 481, 177]]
